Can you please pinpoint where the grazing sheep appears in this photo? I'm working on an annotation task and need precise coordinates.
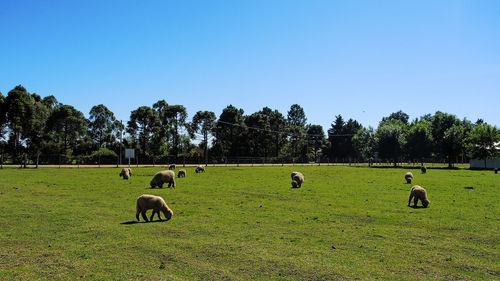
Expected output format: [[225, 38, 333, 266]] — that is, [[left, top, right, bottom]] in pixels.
[[421, 166, 427, 174], [177, 169, 186, 178], [408, 185, 430, 208], [169, 164, 176, 170], [405, 172, 414, 184], [119, 168, 132, 180], [136, 194, 173, 222], [150, 170, 175, 188], [195, 165, 205, 173], [495, 168, 498, 174], [291, 171, 304, 188]]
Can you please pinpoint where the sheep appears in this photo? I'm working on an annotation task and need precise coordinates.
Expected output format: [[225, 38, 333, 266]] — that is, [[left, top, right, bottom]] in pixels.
[[136, 194, 173, 222], [408, 185, 430, 208], [405, 172, 414, 184], [291, 171, 304, 188], [150, 170, 175, 188], [169, 164, 176, 170], [177, 169, 186, 178], [195, 165, 205, 173], [119, 168, 132, 180], [421, 166, 427, 174], [495, 168, 498, 174]]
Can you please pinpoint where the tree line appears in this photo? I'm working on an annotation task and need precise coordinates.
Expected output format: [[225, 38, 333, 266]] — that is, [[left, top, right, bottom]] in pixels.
[[0, 85, 499, 167]]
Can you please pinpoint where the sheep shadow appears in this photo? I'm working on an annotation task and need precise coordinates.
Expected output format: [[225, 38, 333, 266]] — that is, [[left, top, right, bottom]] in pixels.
[[408, 205, 428, 209], [120, 219, 169, 225]]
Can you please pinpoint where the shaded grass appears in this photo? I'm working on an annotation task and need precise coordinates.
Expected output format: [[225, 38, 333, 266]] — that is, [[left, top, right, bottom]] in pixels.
[[0, 166, 498, 280]]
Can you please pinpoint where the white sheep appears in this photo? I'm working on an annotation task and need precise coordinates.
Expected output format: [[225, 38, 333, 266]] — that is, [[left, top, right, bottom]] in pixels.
[[119, 168, 132, 180], [291, 171, 304, 188], [136, 194, 173, 222], [408, 185, 430, 208], [405, 172, 414, 184], [195, 165, 205, 173], [150, 170, 176, 188], [177, 169, 186, 178], [169, 164, 176, 170]]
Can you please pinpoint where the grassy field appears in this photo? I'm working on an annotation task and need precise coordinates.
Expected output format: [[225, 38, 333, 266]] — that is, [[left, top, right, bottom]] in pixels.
[[0, 166, 498, 280]]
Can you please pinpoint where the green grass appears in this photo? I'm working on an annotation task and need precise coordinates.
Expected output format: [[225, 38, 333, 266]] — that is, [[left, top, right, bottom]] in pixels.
[[0, 166, 498, 280]]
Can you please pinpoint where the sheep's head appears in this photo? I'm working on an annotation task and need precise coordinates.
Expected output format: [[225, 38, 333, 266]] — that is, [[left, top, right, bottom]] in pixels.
[[406, 178, 412, 184], [292, 180, 299, 188], [163, 208, 173, 220], [422, 199, 430, 208]]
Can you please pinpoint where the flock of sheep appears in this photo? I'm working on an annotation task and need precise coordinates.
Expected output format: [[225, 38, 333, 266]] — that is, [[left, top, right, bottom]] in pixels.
[[121, 164, 433, 223]]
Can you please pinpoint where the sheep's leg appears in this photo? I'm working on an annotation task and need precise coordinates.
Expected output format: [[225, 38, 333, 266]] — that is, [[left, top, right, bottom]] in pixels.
[[150, 210, 156, 222], [159, 183, 163, 188], [413, 197, 419, 207], [157, 209, 162, 221], [141, 210, 149, 222], [408, 195, 413, 206], [136, 209, 141, 221]]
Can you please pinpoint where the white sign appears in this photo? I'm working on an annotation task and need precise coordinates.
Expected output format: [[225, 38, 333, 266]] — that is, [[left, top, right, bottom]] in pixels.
[[125, 149, 135, 159]]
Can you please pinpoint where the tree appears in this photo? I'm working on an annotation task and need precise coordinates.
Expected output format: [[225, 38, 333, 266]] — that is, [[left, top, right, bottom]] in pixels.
[[376, 120, 405, 166], [352, 127, 376, 165], [266, 108, 287, 157], [327, 115, 344, 160], [382, 110, 410, 124], [46, 105, 88, 162], [466, 124, 500, 168], [405, 120, 433, 165], [165, 105, 188, 159], [213, 105, 246, 158], [127, 106, 159, 157], [287, 104, 307, 160], [442, 124, 465, 168], [306, 124, 325, 161], [88, 104, 117, 148], [191, 110, 216, 164], [0, 91, 6, 139], [27, 93, 57, 167], [431, 112, 461, 165], [4, 85, 35, 163]]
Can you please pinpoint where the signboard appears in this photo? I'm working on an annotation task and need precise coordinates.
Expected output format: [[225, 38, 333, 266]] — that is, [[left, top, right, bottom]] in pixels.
[[125, 149, 135, 159]]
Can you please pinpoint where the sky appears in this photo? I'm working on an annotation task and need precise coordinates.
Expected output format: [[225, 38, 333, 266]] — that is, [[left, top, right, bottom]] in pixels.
[[1, 0, 499, 136]]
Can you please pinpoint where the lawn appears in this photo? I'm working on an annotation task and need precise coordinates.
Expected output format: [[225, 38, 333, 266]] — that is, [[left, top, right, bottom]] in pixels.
[[0, 166, 498, 280]]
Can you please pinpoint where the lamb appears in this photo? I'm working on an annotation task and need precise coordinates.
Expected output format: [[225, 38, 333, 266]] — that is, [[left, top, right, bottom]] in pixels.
[[136, 194, 173, 222], [177, 169, 186, 178], [421, 166, 427, 174], [169, 164, 176, 170], [291, 171, 304, 188], [150, 170, 176, 188], [195, 165, 205, 173], [405, 172, 414, 184], [119, 168, 132, 180], [495, 168, 498, 174], [408, 185, 430, 208]]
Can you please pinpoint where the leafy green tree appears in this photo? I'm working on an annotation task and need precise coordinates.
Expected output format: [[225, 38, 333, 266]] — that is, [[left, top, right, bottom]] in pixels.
[[152, 100, 171, 149], [266, 108, 287, 157], [431, 111, 461, 163], [213, 105, 246, 158], [405, 120, 433, 164], [27, 93, 57, 167], [244, 111, 272, 157], [165, 105, 188, 159], [376, 120, 405, 166], [4, 85, 35, 163], [88, 104, 117, 148], [306, 124, 325, 161], [327, 115, 361, 161], [46, 105, 88, 162], [441, 124, 466, 168], [127, 106, 159, 157], [382, 110, 410, 124], [287, 104, 307, 161], [0, 91, 6, 139], [352, 127, 376, 164], [466, 124, 500, 168], [191, 111, 216, 164]]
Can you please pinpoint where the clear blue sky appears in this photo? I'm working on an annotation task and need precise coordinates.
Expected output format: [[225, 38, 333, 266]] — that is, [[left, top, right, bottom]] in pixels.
[[1, 0, 499, 133]]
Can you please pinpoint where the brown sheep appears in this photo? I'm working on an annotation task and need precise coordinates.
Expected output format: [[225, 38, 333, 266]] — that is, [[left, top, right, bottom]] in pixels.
[[195, 165, 205, 173], [405, 172, 414, 184], [408, 185, 430, 208], [150, 170, 175, 188], [119, 168, 132, 180], [136, 194, 173, 222], [177, 169, 186, 178], [291, 171, 304, 188], [421, 166, 427, 174], [169, 164, 176, 170]]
